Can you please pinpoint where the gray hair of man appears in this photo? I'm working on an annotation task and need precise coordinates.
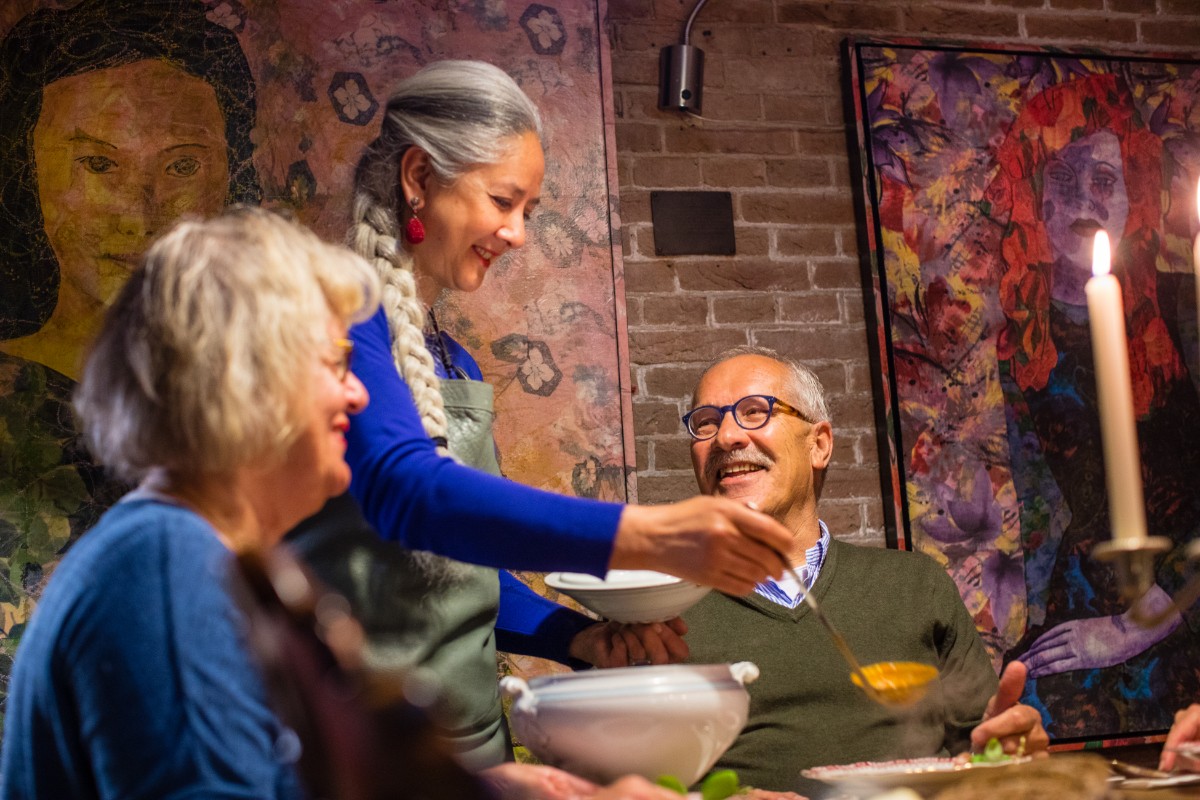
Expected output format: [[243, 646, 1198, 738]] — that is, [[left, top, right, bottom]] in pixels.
[[75, 207, 381, 483], [695, 345, 832, 426], [348, 60, 543, 452]]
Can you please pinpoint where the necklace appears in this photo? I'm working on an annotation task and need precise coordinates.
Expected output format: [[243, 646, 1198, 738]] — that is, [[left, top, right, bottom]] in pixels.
[[424, 307, 459, 378]]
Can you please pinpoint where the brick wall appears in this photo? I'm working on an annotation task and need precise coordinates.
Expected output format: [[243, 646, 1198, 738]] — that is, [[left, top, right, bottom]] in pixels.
[[608, 0, 1200, 546]]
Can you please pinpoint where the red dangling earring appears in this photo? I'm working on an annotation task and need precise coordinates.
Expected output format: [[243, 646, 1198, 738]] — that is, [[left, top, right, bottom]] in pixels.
[[404, 196, 426, 244]]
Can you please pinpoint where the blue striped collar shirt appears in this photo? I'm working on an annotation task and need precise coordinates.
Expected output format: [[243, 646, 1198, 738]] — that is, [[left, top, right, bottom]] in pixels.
[[753, 520, 830, 609]]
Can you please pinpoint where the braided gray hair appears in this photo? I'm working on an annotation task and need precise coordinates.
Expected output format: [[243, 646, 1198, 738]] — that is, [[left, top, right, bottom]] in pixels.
[[348, 60, 542, 452]]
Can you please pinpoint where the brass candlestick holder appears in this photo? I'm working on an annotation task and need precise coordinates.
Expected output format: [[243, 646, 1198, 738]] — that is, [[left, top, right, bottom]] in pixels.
[[1094, 535, 1200, 627]]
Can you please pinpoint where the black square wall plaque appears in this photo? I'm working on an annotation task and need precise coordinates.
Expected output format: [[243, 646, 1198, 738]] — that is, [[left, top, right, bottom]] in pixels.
[[650, 190, 736, 256]]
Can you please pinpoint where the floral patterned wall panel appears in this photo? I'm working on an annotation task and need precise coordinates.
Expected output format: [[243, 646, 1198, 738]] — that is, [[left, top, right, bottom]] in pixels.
[[0, 0, 630, 722]]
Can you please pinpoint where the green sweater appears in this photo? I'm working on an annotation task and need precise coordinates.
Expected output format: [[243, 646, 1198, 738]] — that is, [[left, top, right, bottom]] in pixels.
[[683, 538, 998, 795]]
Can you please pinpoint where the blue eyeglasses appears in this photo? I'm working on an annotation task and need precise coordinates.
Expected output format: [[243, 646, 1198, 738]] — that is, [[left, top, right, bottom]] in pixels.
[[681, 394, 810, 441]]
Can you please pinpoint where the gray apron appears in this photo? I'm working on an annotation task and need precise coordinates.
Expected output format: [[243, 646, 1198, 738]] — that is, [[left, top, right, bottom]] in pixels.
[[286, 377, 507, 771], [415, 377, 505, 769]]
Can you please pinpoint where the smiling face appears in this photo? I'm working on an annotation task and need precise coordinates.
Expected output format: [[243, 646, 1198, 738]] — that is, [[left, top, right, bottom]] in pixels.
[[32, 59, 231, 318], [1040, 129, 1129, 304], [689, 355, 833, 539], [406, 131, 544, 304], [270, 318, 369, 540]]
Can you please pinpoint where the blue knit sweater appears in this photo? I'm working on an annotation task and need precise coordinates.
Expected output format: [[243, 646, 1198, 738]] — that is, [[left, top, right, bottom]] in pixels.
[[0, 497, 304, 799]]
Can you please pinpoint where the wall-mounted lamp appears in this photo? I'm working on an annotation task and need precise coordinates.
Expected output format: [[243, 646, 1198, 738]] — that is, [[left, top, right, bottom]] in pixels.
[[658, 0, 710, 114]]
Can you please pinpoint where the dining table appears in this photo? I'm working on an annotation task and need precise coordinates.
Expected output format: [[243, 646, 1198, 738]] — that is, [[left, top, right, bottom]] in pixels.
[[1097, 744, 1200, 800], [801, 750, 1200, 800], [1118, 787, 1200, 799]]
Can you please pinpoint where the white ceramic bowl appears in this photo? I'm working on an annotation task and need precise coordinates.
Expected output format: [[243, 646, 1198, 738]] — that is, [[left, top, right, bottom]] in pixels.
[[501, 661, 758, 785], [544, 570, 711, 623]]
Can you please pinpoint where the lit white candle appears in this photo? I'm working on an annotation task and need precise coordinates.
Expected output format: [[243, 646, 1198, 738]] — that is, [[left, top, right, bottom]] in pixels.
[[1086, 230, 1147, 543]]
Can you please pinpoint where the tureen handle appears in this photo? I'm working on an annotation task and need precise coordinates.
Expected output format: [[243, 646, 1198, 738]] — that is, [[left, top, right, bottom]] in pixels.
[[499, 676, 537, 714], [729, 661, 760, 685]]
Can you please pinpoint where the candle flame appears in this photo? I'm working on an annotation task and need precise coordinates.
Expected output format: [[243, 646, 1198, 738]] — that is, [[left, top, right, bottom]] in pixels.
[[1092, 230, 1111, 278]]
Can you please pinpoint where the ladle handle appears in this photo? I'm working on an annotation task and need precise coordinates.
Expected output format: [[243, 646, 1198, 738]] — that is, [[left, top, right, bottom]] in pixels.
[[784, 561, 872, 691], [800, 589, 865, 674], [761, 531, 885, 703], [768, 543, 923, 706]]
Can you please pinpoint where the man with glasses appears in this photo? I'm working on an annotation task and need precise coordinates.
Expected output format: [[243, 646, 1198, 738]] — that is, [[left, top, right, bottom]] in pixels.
[[677, 347, 1048, 793]]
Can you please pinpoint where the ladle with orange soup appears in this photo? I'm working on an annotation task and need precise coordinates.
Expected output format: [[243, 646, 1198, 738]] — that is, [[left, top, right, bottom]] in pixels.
[[782, 558, 939, 707]]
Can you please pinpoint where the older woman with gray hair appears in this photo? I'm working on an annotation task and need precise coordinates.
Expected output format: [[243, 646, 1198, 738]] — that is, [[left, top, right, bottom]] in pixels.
[[0, 208, 382, 799], [288, 59, 792, 799]]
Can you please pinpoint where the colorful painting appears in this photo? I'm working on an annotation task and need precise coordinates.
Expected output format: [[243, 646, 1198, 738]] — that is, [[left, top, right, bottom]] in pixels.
[[845, 39, 1200, 744], [0, 0, 630, 727]]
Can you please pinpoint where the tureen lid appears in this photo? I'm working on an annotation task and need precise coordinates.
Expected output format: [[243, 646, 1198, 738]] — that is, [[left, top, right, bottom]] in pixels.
[[513, 661, 758, 703]]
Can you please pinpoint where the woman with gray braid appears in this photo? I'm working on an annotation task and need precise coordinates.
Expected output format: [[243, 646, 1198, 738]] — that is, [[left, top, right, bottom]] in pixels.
[[287, 60, 791, 799]]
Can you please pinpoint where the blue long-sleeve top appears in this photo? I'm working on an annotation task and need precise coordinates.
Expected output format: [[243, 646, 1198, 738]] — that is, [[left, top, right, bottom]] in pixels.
[[0, 497, 304, 800], [345, 308, 621, 663]]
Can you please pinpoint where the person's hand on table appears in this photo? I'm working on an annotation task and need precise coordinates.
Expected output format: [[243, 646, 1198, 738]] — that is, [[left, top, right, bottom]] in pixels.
[[1159, 703, 1200, 772], [611, 497, 789, 596], [591, 775, 689, 799], [970, 660, 1049, 758], [481, 763, 600, 799], [569, 618, 689, 668]]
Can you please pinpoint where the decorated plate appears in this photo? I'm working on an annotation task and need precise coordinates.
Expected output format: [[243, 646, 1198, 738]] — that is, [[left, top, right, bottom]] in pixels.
[[802, 756, 1032, 796]]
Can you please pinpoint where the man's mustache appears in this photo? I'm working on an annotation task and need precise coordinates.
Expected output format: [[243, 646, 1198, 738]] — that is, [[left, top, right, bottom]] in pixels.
[[704, 448, 772, 484]]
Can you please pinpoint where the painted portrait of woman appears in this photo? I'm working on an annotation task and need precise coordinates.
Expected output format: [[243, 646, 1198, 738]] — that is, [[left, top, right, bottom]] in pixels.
[[0, 0, 259, 711], [857, 49, 1200, 741], [854, 37, 1200, 743], [985, 73, 1200, 738], [0, 0, 637, 738]]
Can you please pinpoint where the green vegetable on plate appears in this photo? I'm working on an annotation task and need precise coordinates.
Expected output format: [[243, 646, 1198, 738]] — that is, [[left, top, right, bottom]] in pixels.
[[969, 737, 1010, 764], [655, 775, 687, 794], [655, 769, 742, 799]]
